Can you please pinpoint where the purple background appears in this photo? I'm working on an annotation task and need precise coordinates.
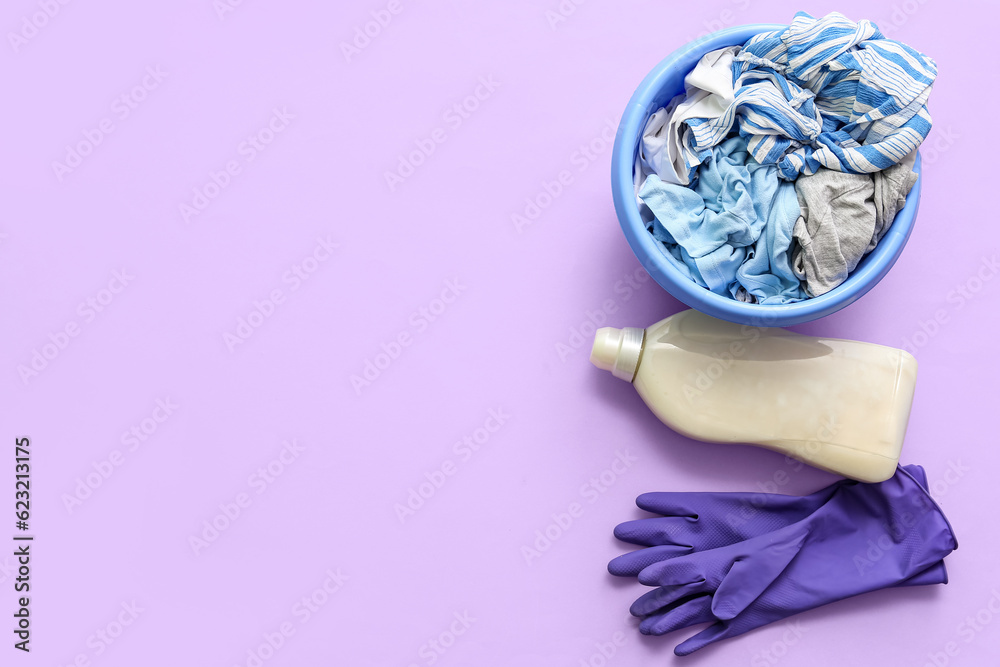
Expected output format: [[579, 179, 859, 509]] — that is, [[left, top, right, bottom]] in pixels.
[[2, 0, 997, 665]]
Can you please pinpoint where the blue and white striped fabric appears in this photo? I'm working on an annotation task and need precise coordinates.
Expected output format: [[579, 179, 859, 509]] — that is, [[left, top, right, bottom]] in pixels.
[[682, 11, 936, 180]]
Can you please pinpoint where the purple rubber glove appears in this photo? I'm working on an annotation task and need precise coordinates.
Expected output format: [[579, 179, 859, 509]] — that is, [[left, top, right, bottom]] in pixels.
[[627, 466, 957, 655], [609, 464, 945, 587]]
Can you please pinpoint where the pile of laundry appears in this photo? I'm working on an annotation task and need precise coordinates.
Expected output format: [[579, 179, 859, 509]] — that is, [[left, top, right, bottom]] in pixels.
[[634, 12, 936, 303]]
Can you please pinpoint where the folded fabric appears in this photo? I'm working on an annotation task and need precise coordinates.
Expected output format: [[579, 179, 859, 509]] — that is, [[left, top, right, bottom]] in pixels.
[[616, 465, 957, 655], [731, 11, 937, 179], [634, 46, 741, 188], [792, 152, 918, 295], [638, 136, 806, 304]]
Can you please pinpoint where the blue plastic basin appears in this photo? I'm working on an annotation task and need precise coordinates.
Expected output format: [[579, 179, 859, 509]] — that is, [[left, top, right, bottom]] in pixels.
[[610, 24, 921, 327]]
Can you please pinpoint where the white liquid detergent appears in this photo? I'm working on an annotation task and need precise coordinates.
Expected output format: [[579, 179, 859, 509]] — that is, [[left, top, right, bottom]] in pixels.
[[590, 310, 917, 482]]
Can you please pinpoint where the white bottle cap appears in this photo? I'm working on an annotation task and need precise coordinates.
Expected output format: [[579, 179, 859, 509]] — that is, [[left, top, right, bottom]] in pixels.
[[590, 327, 645, 382]]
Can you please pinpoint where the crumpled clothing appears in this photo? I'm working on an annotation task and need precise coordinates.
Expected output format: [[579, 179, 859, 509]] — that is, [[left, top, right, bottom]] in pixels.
[[869, 152, 918, 252], [731, 11, 937, 179], [634, 12, 935, 187], [634, 46, 741, 189], [638, 136, 806, 304], [791, 152, 918, 296]]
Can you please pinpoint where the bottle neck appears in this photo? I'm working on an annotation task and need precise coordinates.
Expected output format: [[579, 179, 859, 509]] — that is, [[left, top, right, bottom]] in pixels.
[[590, 327, 645, 382]]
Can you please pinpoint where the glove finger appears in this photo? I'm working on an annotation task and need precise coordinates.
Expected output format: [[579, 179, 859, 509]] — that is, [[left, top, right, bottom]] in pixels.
[[614, 516, 696, 546], [638, 551, 716, 587], [710, 524, 807, 619], [634, 492, 701, 516], [674, 621, 732, 656], [609, 544, 692, 576], [639, 595, 714, 636], [630, 580, 711, 617]]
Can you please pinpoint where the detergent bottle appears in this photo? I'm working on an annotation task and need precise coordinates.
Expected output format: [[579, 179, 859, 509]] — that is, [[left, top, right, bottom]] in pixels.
[[590, 309, 917, 482]]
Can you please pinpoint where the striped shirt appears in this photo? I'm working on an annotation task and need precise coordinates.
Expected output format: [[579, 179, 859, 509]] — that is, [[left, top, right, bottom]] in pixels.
[[683, 11, 936, 180]]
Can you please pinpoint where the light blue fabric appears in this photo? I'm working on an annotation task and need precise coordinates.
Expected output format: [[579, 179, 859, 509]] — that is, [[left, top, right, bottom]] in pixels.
[[676, 11, 936, 180], [639, 137, 807, 304]]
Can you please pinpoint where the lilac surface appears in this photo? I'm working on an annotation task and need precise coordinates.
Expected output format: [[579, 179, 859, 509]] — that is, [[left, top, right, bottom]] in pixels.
[[0, 1, 997, 665]]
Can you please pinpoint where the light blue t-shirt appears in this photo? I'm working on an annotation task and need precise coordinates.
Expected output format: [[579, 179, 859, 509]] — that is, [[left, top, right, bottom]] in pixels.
[[639, 136, 806, 304]]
